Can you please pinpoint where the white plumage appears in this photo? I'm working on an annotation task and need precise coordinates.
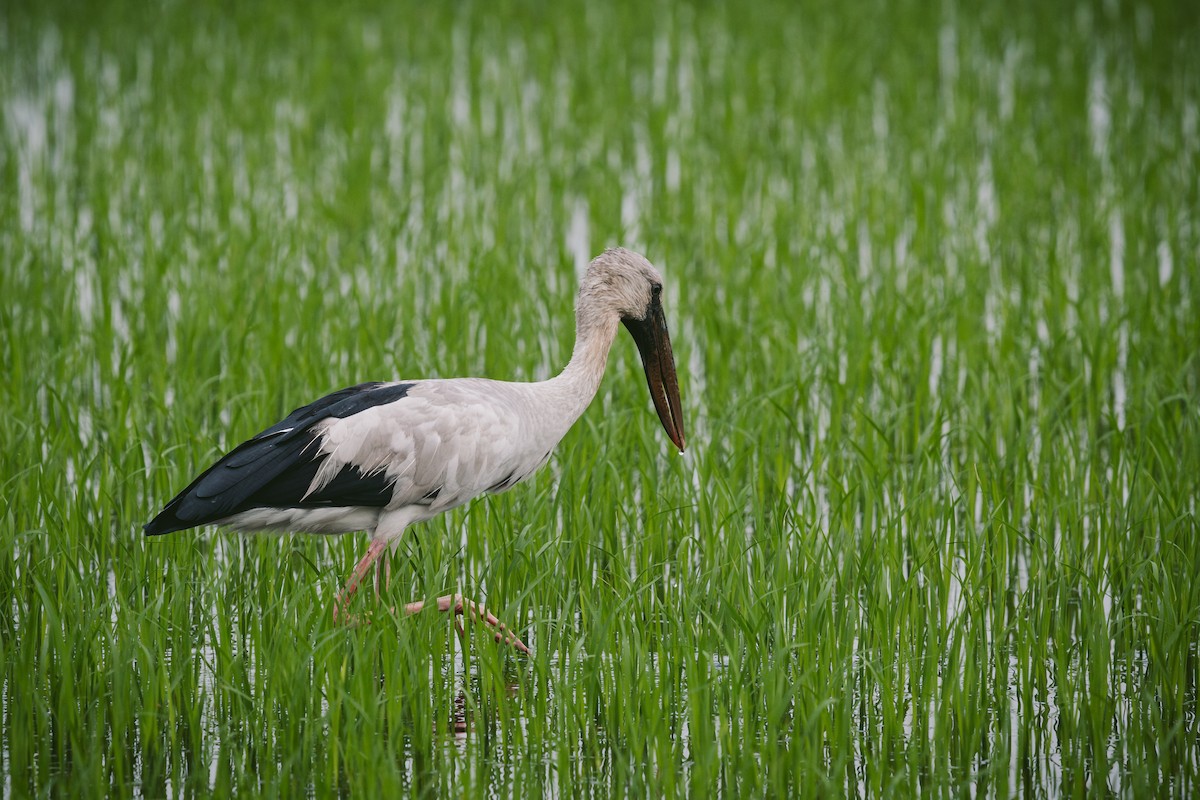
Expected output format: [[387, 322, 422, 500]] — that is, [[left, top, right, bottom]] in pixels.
[[146, 248, 686, 651]]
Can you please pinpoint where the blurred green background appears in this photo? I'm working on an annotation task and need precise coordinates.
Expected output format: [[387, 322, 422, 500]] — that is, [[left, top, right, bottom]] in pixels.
[[2, 0, 1198, 796]]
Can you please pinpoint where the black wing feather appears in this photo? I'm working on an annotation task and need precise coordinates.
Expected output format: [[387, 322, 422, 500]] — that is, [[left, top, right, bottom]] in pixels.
[[145, 382, 413, 535]]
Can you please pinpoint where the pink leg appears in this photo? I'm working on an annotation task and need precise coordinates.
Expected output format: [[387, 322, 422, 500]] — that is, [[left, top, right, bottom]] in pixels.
[[334, 543, 529, 655], [403, 594, 531, 654], [372, 553, 393, 601], [333, 538, 388, 622]]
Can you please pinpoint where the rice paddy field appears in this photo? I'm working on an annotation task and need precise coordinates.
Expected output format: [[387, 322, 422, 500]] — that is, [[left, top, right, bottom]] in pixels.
[[3, 0, 1199, 796]]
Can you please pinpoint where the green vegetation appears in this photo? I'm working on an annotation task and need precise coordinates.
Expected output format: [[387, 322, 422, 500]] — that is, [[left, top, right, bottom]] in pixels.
[[2, 0, 1197, 795]]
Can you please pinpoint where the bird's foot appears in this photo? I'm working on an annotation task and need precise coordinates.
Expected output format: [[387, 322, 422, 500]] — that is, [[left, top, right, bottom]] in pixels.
[[332, 593, 368, 626], [335, 590, 530, 654], [402, 594, 531, 655]]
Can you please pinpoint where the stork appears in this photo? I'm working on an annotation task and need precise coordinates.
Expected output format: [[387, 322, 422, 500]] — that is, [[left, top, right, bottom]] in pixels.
[[145, 248, 686, 653]]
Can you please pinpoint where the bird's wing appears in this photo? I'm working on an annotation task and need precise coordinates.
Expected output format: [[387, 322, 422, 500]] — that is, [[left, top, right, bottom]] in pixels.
[[144, 382, 414, 535], [310, 378, 528, 512]]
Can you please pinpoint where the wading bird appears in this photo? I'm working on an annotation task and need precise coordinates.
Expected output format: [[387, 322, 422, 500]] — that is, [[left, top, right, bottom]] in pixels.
[[145, 248, 686, 652]]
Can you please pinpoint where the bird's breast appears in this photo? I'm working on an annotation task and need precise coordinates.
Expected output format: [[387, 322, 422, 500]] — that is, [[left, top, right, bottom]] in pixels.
[[309, 378, 571, 515]]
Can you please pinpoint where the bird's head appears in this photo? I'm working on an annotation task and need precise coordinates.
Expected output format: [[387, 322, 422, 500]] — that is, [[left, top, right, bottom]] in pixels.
[[580, 247, 667, 320], [581, 248, 686, 453]]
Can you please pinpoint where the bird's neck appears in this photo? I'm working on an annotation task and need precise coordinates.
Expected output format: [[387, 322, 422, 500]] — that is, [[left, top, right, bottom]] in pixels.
[[544, 303, 620, 421], [560, 305, 619, 393]]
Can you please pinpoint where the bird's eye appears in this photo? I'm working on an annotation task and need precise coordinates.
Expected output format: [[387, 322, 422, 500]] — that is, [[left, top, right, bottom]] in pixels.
[[651, 283, 663, 296]]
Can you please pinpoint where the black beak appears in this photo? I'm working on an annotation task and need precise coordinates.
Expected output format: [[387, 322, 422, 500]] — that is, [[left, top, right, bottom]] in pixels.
[[622, 293, 686, 453]]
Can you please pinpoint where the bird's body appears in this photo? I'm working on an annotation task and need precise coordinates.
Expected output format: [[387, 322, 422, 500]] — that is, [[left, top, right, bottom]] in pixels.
[[146, 248, 685, 648], [146, 374, 601, 539]]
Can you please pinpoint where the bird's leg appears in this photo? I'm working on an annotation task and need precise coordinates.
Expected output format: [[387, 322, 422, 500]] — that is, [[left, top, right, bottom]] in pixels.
[[372, 550, 393, 601], [402, 594, 531, 655], [336, 542, 529, 655], [334, 538, 388, 623]]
